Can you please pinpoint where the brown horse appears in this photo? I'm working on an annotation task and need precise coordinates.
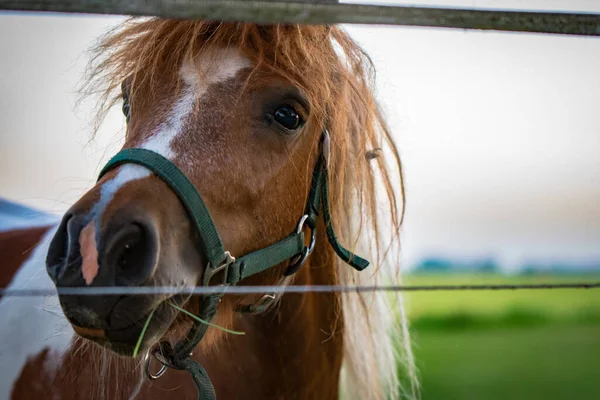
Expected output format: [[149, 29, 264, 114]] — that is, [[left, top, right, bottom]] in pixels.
[[0, 19, 417, 400]]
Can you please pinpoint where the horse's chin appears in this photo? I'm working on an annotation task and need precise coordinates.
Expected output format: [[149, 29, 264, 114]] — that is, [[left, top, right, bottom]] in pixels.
[[69, 296, 183, 357], [80, 336, 142, 357]]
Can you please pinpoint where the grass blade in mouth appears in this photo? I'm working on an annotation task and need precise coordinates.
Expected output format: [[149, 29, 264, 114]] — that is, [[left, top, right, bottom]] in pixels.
[[168, 301, 245, 335], [132, 308, 156, 358]]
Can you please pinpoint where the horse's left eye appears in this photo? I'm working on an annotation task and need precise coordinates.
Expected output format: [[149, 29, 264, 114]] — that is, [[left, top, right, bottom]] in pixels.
[[122, 96, 131, 122], [273, 105, 302, 131]]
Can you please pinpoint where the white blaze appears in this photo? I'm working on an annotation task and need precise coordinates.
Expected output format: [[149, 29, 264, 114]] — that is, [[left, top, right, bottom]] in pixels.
[[97, 47, 251, 204]]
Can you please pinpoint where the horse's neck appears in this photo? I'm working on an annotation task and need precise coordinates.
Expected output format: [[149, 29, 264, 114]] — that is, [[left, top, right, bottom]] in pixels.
[[201, 233, 343, 399]]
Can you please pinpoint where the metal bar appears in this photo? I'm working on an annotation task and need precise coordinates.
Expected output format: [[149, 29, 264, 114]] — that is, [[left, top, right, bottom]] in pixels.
[[1, 282, 600, 297], [1, 1, 600, 36]]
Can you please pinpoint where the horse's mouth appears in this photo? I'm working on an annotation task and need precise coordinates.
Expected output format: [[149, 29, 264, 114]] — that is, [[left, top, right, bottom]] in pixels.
[[70, 295, 185, 356]]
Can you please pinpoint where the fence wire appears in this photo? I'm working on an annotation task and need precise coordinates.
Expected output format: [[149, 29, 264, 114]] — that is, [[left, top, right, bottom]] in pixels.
[[1, 282, 599, 297], [1, 2, 599, 298], [1, 0, 600, 36]]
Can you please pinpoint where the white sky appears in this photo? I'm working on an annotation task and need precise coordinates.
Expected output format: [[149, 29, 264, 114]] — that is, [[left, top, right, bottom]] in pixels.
[[1, 1, 599, 271]]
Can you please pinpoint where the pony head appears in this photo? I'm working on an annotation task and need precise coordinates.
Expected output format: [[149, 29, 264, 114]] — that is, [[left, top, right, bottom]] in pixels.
[[44, 19, 411, 398]]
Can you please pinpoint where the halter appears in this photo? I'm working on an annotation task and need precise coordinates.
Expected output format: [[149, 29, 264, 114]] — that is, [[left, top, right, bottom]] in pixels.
[[98, 131, 369, 399]]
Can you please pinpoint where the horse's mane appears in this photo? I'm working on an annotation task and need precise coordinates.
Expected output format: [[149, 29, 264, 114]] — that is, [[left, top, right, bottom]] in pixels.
[[83, 19, 418, 399]]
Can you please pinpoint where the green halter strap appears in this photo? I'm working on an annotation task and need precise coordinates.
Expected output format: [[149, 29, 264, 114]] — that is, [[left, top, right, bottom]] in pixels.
[[97, 131, 369, 399]]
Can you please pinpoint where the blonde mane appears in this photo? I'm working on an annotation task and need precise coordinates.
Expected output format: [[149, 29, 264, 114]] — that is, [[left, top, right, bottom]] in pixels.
[[84, 18, 418, 399]]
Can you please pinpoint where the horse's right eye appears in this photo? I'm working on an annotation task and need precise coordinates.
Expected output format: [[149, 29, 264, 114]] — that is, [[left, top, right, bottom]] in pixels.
[[272, 104, 303, 132]]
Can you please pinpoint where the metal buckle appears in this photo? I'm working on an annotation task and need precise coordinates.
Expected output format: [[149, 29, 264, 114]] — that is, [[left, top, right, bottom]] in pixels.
[[284, 215, 316, 276], [247, 294, 276, 314], [203, 251, 235, 287]]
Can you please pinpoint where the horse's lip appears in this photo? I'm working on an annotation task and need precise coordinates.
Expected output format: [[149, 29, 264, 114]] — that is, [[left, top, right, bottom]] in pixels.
[[72, 325, 107, 340], [71, 299, 167, 349], [111, 296, 174, 330], [72, 309, 154, 344], [71, 293, 190, 356]]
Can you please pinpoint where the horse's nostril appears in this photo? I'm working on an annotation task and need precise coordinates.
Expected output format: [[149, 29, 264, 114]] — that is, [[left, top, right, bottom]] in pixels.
[[113, 224, 142, 269], [46, 213, 75, 283], [47, 211, 158, 289], [105, 222, 156, 285], [118, 242, 135, 269]]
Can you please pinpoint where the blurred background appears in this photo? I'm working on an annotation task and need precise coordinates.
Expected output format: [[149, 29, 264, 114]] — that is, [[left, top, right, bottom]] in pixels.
[[1, 1, 599, 398]]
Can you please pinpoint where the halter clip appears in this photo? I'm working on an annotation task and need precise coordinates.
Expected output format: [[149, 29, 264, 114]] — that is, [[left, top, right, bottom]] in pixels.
[[203, 251, 235, 287]]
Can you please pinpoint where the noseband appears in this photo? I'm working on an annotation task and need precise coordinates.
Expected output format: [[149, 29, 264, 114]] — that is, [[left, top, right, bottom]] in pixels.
[[98, 130, 369, 399]]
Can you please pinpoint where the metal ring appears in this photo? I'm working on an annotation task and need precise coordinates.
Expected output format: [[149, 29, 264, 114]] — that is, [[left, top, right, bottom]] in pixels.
[[295, 215, 316, 254], [295, 214, 309, 234], [153, 349, 178, 370], [144, 350, 167, 380], [290, 246, 309, 266], [285, 215, 317, 276], [284, 246, 310, 276]]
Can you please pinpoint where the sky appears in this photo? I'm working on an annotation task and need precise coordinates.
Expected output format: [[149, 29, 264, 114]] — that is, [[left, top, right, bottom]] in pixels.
[[1, 1, 599, 271]]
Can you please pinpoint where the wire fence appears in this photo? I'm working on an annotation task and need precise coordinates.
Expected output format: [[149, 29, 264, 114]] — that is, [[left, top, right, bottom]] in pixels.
[[2, 282, 600, 297], [1, 0, 600, 36]]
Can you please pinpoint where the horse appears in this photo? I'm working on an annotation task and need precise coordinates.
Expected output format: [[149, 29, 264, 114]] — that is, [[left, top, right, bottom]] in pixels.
[[0, 19, 417, 400]]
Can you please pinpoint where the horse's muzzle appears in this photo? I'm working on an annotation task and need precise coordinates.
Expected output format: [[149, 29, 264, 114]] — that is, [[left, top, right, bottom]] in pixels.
[[45, 206, 159, 329]]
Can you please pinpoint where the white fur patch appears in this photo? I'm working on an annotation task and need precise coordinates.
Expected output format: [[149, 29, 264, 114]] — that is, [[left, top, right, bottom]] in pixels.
[[0, 225, 73, 398], [97, 47, 251, 208], [94, 164, 150, 216], [182, 47, 252, 97]]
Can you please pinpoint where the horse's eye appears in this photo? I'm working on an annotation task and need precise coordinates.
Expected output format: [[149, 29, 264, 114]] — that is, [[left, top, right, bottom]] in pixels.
[[122, 96, 131, 122], [273, 104, 302, 131]]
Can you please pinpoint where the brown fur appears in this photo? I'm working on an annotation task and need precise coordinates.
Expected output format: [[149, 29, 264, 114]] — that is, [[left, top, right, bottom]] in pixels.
[[0, 226, 51, 298], [9, 19, 415, 400]]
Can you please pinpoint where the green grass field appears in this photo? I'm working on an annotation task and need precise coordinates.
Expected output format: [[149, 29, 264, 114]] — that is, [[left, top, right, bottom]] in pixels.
[[402, 273, 600, 400]]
